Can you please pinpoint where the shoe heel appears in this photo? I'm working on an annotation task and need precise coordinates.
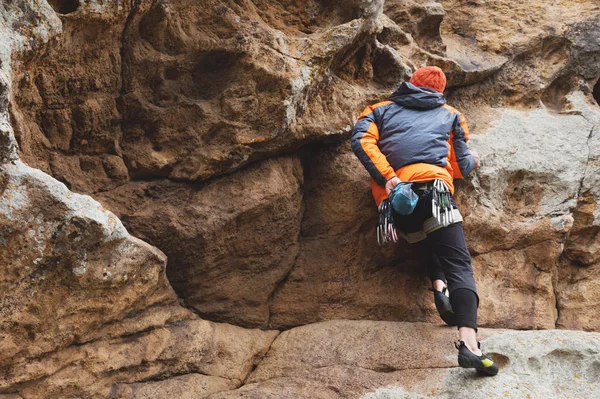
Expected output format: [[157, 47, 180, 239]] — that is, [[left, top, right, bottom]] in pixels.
[[458, 354, 472, 368]]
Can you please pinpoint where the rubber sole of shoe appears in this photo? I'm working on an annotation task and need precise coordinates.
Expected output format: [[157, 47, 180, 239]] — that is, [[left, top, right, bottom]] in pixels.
[[458, 354, 499, 376]]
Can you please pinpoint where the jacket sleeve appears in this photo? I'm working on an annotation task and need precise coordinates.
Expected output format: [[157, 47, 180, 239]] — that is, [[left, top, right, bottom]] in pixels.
[[449, 112, 475, 179], [351, 104, 397, 186]]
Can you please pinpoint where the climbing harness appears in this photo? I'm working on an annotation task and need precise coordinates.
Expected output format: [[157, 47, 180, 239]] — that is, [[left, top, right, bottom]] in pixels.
[[377, 198, 398, 245], [377, 179, 461, 246]]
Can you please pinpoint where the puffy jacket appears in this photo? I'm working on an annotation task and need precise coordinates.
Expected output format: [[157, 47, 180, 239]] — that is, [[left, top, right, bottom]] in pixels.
[[351, 82, 475, 206]]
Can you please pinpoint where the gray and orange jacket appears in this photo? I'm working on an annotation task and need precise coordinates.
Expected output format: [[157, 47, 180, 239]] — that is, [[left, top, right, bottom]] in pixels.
[[351, 82, 475, 206]]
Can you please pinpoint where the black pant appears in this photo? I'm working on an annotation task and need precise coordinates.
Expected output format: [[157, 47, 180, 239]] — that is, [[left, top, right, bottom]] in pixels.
[[422, 223, 479, 330], [394, 185, 479, 330]]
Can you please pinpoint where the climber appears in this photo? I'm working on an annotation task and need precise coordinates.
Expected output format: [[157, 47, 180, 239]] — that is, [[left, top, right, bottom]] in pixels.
[[351, 66, 498, 376]]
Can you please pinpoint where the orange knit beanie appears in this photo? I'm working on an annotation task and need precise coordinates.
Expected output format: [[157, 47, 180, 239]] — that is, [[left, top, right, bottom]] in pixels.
[[409, 66, 447, 93]]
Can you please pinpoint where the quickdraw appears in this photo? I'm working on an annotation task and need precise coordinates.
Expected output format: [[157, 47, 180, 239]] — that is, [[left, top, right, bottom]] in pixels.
[[377, 198, 398, 245], [431, 179, 455, 227]]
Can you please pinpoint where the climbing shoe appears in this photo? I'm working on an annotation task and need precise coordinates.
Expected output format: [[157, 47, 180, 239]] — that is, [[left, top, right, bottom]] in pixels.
[[429, 286, 457, 326], [455, 341, 499, 376]]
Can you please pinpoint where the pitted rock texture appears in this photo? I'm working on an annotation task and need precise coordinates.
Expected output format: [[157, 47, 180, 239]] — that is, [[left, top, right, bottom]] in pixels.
[[0, 160, 175, 362], [0, 3, 276, 399], [111, 374, 238, 399], [5, 318, 278, 399], [12, 0, 391, 192], [98, 156, 304, 328], [212, 321, 600, 399], [2, 0, 600, 398], [8, 0, 600, 333]]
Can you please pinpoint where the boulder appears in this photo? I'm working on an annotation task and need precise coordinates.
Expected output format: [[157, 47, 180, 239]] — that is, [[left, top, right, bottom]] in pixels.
[[6, 318, 278, 399], [98, 156, 304, 328], [210, 320, 600, 399], [0, 160, 174, 362]]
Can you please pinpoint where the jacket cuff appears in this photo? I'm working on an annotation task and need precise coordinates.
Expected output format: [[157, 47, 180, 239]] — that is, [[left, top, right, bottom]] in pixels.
[[463, 155, 476, 176], [383, 170, 398, 183]]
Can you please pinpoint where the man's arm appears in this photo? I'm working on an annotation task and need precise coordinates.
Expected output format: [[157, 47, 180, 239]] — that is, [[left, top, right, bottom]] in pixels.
[[351, 103, 399, 192], [450, 112, 478, 178]]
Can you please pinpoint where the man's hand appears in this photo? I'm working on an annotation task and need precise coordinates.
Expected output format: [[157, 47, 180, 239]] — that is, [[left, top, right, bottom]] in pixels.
[[470, 150, 480, 169], [385, 176, 401, 195]]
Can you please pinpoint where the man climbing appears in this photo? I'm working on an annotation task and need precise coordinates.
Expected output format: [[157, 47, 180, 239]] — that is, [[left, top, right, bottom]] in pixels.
[[351, 66, 498, 376]]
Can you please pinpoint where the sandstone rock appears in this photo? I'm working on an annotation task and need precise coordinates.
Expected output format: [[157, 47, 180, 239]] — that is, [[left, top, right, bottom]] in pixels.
[[376, 14, 505, 90], [442, 1, 600, 109], [0, 160, 175, 362], [384, 0, 446, 55], [9, 0, 131, 191], [9, 0, 428, 193], [0, 0, 61, 164], [12, 0, 600, 333], [1, 1, 600, 399], [466, 103, 600, 329], [469, 109, 592, 218], [441, 0, 599, 55], [117, 0, 386, 181], [209, 320, 600, 399], [556, 107, 600, 331], [3, 318, 277, 398], [364, 329, 600, 399], [98, 156, 304, 328], [269, 144, 442, 329], [111, 374, 238, 399], [250, 320, 460, 380]]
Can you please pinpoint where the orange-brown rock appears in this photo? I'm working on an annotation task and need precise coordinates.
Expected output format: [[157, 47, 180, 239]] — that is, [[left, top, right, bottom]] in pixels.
[[2, 0, 600, 397], [0, 160, 175, 362], [12, 0, 393, 193], [9, 0, 600, 333], [214, 320, 600, 399], [268, 144, 440, 329], [6, 318, 277, 398], [110, 374, 237, 399], [97, 156, 304, 328]]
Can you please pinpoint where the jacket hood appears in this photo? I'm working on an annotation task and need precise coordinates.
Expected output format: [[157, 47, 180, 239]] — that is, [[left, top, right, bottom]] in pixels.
[[389, 82, 446, 110]]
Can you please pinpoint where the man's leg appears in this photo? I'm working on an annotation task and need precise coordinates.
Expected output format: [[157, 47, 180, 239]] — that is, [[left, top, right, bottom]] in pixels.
[[418, 242, 446, 290], [418, 241, 456, 325], [425, 223, 479, 349], [425, 222, 497, 375]]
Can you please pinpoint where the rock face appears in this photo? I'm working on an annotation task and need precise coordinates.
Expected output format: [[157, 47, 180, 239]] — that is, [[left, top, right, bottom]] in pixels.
[[8, 0, 600, 333], [6, 318, 278, 398], [2, 0, 600, 397], [111, 374, 238, 399], [98, 156, 305, 328], [213, 320, 600, 399], [0, 160, 172, 361], [0, 2, 278, 398]]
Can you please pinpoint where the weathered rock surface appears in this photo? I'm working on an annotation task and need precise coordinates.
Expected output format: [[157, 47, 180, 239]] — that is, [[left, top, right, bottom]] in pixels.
[[6, 318, 277, 398], [111, 374, 237, 399], [0, 160, 175, 361], [9, 0, 131, 192], [210, 320, 600, 399], [12, 0, 392, 193], [2, 0, 600, 397], [98, 156, 304, 328], [268, 144, 440, 329], [8, 0, 600, 332], [0, 3, 277, 399]]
